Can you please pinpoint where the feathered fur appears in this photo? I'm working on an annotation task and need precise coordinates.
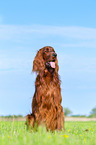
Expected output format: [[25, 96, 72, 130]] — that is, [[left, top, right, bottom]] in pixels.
[[26, 46, 64, 131]]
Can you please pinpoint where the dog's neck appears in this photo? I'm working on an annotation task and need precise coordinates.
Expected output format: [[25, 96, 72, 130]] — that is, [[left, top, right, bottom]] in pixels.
[[44, 69, 54, 84]]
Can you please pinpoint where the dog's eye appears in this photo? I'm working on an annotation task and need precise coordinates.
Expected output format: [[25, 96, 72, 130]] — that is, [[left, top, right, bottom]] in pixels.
[[45, 50, 49, 52]]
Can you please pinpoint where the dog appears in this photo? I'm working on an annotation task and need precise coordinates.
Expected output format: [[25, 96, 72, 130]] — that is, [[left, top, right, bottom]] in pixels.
[[26, 46, 64, 131]]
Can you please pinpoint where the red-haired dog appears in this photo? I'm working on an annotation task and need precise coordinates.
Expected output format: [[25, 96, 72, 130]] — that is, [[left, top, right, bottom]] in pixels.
[[26, 46, 64, 131]]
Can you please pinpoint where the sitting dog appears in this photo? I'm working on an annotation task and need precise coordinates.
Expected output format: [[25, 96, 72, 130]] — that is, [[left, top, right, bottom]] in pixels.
[[26, 46, 64, 131]]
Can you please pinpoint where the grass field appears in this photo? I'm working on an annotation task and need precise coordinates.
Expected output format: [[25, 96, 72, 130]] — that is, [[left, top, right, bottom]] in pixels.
[[0, 120, 96, 145]]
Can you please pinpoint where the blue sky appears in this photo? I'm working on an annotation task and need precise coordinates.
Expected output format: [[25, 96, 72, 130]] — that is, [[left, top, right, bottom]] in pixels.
[[0, 0, 96, 116]]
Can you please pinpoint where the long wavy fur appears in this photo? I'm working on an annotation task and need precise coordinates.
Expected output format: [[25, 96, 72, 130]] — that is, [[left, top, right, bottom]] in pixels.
[[26, 46, 64, 131]]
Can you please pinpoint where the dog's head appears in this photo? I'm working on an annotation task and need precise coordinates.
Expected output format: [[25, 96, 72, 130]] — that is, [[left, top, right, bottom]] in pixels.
[[33, 46, 59, 74]]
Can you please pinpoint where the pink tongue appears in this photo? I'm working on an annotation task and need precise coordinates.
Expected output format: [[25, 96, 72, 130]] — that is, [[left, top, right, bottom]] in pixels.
[[49, 62, 55, 68]]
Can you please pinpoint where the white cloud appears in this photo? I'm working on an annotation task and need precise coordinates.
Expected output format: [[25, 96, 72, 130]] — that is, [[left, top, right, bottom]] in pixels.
[[0, 48, 33, 73], [0, 24, 96, 49], [58, 54, 96, 73], [0, 24, 96, 40], [0, 56, 32, 73], [60, 41, 96, 48], [0, 24, 96, 74]]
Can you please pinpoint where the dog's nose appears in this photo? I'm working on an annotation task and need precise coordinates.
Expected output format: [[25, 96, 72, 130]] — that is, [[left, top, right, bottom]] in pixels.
[[52, 53, 57, 57]]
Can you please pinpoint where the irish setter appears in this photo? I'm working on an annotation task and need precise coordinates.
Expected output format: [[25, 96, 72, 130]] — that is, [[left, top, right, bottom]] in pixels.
[[26, 46, 64, 131]]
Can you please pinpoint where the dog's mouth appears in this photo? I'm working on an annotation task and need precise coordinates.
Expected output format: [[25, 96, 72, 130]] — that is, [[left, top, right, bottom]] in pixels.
[[46, 60, 55, 69], [49, 61, 55, 69], [46, 60, 55, 74]]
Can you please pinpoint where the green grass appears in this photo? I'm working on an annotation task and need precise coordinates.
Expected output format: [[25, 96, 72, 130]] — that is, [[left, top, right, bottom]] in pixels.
[[0, 121, 96, 145]]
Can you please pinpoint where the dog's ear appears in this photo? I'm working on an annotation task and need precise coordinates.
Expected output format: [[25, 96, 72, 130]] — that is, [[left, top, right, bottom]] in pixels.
[[32, 48, 45, 73]]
